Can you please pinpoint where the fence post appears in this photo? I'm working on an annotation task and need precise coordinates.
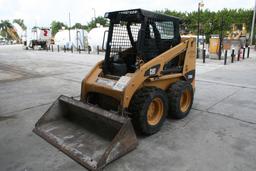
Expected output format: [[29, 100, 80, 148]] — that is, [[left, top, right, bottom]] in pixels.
[[247, 46, 250, 58], [97, 46, 99, 55], [64, 45, 66, 53], [88, 46, 91, 54], [224, 50, 227, 65], [78, 45, 81, 54], [57, 45, 59, 52], [237, 49, 240, 61], [203, 48, 206, 63], [71, 46, 73, 53], [51, 45, 53, 52], [242, 47, 245, 59], [231, 48, 234, 63]]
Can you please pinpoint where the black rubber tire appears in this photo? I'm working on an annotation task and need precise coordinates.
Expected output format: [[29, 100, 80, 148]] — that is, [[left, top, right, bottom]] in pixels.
[[167, 80, 194, 119], [41, 43, 47, 50], [129, 87, 168, 135]]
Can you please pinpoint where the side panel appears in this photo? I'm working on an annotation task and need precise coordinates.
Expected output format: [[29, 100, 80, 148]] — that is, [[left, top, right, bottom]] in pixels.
[[81, 38, 196, 109], [80, 61, 123, 102], [122, 39, 190, 108], [80, 61, 104, 101], [182, 38, 196, 89], [143, 75, 181, 90]]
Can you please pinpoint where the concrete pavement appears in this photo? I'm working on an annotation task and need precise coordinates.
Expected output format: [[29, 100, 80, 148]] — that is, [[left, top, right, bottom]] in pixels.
[[0, 45, 256, 171]]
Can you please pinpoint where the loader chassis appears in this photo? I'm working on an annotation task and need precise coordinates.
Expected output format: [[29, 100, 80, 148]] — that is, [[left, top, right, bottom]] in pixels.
[[81, 9, 195, 110], [34, 9, 196, 171]]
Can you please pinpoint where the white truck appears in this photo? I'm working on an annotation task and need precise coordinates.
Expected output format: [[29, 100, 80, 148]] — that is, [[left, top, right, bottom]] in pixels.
[[24, 27, 51, 49]]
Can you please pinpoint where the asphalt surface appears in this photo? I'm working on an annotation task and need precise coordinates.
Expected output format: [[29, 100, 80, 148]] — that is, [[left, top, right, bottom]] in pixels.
[[0, 45, 256, 171]]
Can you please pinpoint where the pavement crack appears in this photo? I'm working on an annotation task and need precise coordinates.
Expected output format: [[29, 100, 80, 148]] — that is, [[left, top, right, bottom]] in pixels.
[[0, 115, 16, 122], [206, 88, 241, 111], [196, 79, 256, 90], [192, 107, 256, 125], [0, 95, 80, 116], [51, 76, 81, 83], [0, 102, 52, 116], [0, 71, 84, 84]]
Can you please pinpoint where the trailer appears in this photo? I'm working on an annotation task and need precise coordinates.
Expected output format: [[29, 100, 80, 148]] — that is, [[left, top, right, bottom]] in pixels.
[[24, 27, 51, 49]]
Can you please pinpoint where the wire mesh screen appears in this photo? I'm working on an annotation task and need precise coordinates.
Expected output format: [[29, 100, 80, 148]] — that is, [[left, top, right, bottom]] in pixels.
[[110, 23, 141, 57], [143, 19, 174, 61], [109, 19, 175, 61], [156, 21, 174, 39]]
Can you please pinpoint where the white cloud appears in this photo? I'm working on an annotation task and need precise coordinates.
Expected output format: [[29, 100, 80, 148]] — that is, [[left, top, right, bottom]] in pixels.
[[0, 0, 254, 29]]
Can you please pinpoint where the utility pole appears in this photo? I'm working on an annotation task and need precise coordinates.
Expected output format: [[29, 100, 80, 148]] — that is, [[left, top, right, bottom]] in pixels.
[[197, 4, 200, 59], [250, 0, 256, 45], [218, 16, 224, 60], [92, 8, 96, 20], [68, 12, 71, 42], [197, 1, 204, 59]]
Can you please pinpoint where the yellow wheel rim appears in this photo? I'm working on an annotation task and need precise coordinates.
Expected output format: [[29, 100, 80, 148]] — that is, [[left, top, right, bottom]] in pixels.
[[180, 89, 192, 113], [147, 97, 164, 126]]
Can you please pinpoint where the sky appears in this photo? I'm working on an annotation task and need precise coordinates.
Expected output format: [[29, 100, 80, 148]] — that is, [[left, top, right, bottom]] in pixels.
[[0, 0, 254, 29]]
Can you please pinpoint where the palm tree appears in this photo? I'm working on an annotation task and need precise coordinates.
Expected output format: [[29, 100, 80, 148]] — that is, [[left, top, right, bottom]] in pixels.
[[0, 20, 13, 39], [13, 19, 27, 30]]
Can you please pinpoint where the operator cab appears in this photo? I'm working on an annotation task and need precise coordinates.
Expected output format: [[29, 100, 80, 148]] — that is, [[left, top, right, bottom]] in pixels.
[[103, 9, 181, 76]]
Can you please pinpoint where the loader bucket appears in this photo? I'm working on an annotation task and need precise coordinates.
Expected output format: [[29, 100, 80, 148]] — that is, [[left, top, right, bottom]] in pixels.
[[33, 95, 138, 170]]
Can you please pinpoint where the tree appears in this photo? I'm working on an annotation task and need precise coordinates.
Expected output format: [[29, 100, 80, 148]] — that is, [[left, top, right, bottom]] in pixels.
[[0, 20, 13, 30], [159, 8, 253, 43], [13, 19, 27, 30], [49, 9, 253, 41], [0, 20, 13, 39], [86, 16, 109, 31], [71, 23, 84, 29], [51, 21, 67, 36]]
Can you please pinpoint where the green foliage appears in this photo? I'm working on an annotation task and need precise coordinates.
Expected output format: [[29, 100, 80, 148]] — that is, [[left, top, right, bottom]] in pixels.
[[51, 21, 67, 36], [71, 23, 84, 29], [160, 8, 253, 42], [0, 20, 13, 39], [0, 20, 13, 30], [51, 16, 108, 36], [50, 9, 253, 41], [13, 19, 27, 30], [85, 16, 109, 31]]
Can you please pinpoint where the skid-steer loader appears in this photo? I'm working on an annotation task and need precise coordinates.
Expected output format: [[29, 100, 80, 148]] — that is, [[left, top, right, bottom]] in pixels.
[[34, 9, 196, 170]]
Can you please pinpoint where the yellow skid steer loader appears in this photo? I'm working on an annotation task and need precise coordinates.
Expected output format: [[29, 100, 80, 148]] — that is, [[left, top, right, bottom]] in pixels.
[[34, 9, 196, 170]]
